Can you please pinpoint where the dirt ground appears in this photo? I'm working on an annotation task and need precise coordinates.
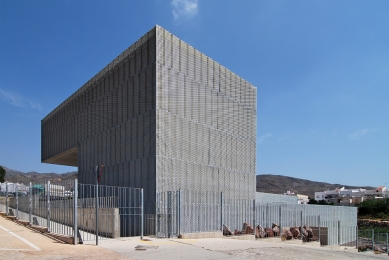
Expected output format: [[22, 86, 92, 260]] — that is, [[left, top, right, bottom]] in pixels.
[[0, 215, 131, 260]]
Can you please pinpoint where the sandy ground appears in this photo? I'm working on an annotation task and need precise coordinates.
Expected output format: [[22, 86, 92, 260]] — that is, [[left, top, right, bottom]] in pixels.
[[1, 214, 388, 260], [0, 215, 130, 260]]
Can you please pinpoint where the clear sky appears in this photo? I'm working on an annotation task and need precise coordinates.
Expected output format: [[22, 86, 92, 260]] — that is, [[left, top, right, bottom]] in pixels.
[[0, 1, 388, 187]]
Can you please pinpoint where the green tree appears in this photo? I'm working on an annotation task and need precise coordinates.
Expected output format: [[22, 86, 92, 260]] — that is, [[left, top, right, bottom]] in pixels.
[[0, 166, 5, 183], [358, 198, 389, 217]]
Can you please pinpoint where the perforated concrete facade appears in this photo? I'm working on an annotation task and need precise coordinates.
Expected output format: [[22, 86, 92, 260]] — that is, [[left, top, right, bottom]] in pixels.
[[42, 25, 256, 213]]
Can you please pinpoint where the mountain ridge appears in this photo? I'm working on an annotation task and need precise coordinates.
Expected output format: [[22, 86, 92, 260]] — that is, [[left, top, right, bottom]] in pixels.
[[1, 165, 375, 198]]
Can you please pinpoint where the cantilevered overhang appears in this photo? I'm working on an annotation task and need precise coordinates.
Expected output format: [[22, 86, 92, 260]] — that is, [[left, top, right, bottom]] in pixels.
[[43, 147, 78, 166]]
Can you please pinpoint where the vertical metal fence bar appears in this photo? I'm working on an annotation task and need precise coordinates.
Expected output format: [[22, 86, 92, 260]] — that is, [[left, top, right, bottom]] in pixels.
[[279, 206, 281, 238], [176, 189, 180, 237], [318, 215, 321, 245], [29, 182, 32, 224], [47, 181, 50, 232], [167, 191, 172, 238], [337, 221, 341, 246], [16, 184, 19, 219], [5, 182, 8, 215], [300, 211, 303, 240], [141, 188, 144, 239], [220, 192, 223, 232], [156, 192, 160, 236], [372, 229, 374, 251], [74, 179, 78, 245], [355, 226, 358, 249], [252, 199, 255, 232], [95, 173, 99, 246]]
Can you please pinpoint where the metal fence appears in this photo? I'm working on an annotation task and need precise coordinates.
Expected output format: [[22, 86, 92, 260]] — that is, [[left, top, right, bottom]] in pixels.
[[1, 180, 75, 237], [156, 190, 250, 237], [358, 229, 389, 253], [1, 182, 359, 248], [154, 190, 357, 247], [255, 203, 357, 246], [0, 181, 144, 244], [78, 183, 143, 240]]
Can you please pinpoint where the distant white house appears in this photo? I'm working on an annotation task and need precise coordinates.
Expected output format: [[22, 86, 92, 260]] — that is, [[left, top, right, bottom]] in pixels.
[[282, 191, 309, 204], [296, 194, 309, 204], [314, 186, 389, 206], [0, 182, 29, 194]]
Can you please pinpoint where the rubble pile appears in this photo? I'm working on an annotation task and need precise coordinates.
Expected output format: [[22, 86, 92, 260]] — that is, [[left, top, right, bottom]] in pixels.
[[223, 222, 319, 242], [223, 224, 233, 236]]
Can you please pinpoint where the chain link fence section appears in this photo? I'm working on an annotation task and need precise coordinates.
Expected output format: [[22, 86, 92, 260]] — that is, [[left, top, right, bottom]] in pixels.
[[358, 229, 389, 253]]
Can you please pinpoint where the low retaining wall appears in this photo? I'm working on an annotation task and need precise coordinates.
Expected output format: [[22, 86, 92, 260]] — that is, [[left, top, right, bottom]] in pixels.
[[358, 219, 389, 229], [179, 232, 223, 239], [77, 208, 120, 238], [47, 207, 120, 238]]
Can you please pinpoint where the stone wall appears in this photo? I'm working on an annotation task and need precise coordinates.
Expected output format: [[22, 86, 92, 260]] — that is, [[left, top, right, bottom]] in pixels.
[[358, 219, 389, 229]]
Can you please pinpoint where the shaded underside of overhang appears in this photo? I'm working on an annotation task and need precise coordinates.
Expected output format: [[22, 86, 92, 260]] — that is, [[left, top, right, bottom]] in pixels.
[[43, 147, 78, 166]]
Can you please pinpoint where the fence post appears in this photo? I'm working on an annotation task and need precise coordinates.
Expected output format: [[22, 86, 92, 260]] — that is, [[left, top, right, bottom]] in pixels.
[[141, 188, 144, 240], [95, 166, 99, 246], [16, 184, 19, 219], [167, 191, 172, 238], [29, 182, 32, 224], [318, 215, 321, 245], [220, 192, 223, 233], [73, 179, 78, 245], [300, 211, 303, 241], [279, 206, 282, 238], [355, 226, 358, 250], [5, 182, 8, 215], [176, 189, 180, 238], [386, 233, 388, 253], [156, 193, 160, 236], [372, 229, 374, 251], [337, 221, 341, 245], [253, 199, 256, 235], [47, 181, 50, 232]]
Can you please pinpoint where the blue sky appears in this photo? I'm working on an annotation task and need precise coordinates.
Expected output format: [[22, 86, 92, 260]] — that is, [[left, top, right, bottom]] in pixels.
[[0, 1, 388, 187]]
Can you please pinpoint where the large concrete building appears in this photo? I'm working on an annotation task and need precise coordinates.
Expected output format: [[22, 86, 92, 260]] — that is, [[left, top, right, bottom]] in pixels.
[[41, 25, 257, 213]]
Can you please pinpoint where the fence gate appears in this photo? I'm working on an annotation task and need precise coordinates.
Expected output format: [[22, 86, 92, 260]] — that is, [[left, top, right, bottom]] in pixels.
[[156, 191, 178, 238], [77, 183, 143, 242]]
